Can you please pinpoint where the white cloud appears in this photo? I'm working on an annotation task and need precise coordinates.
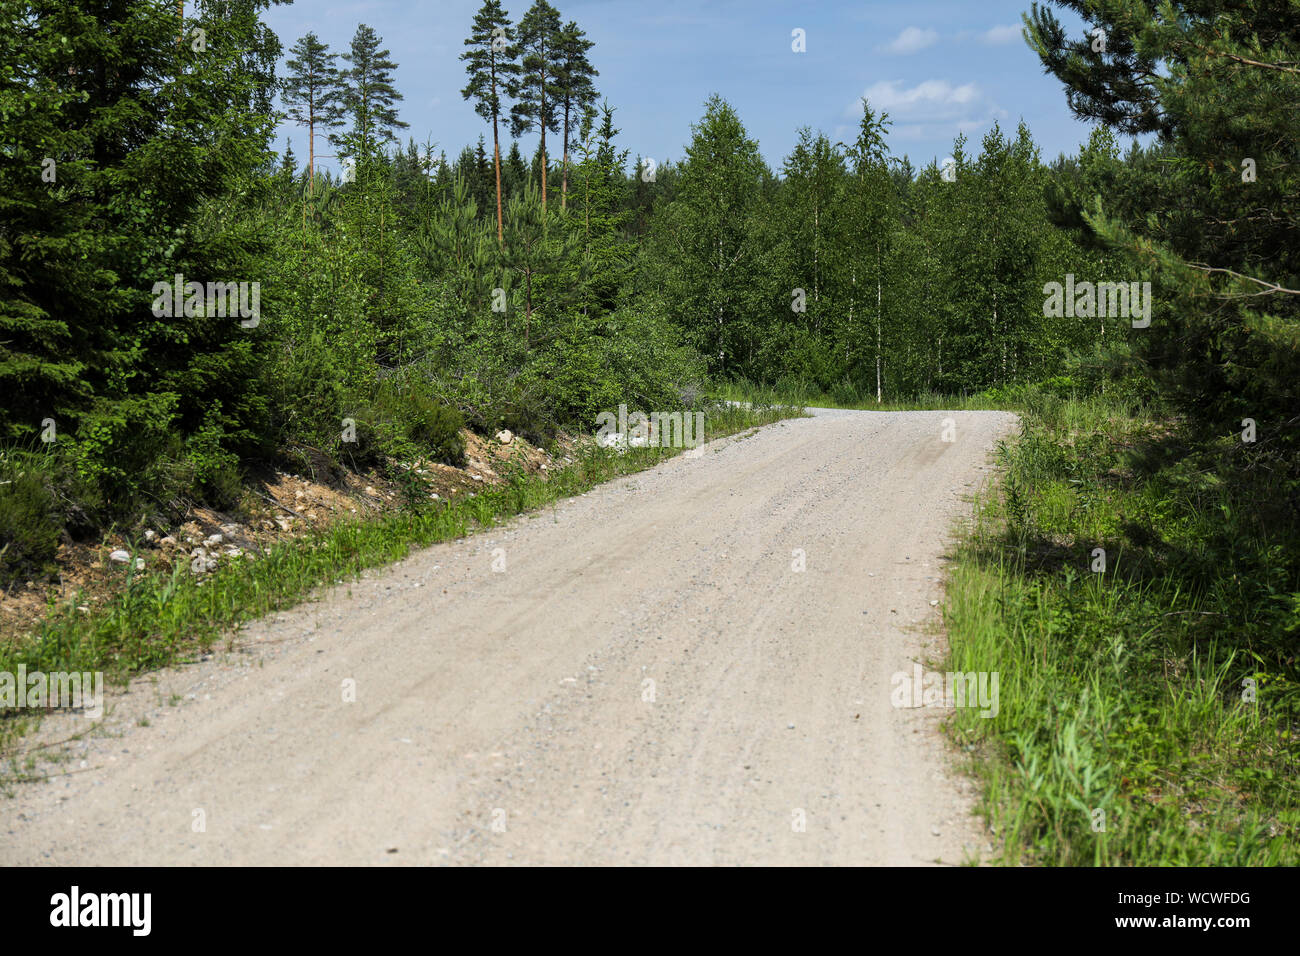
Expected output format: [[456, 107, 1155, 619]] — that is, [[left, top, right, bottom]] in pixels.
[[848, 79, 1002, 142], [881, 27, 938, 55], [981, 24, 1023, 46], [852, 79, 980, 120]]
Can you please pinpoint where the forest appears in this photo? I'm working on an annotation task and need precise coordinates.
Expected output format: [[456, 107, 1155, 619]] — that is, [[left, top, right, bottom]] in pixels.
[[1, 0, 1297, 865]]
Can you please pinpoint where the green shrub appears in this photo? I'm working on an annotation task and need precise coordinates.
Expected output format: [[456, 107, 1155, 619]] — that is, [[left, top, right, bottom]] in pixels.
[[397, 391, 466, 466], [184, 411, 245, 510], [0, 452, 61, 581], [344, 379, 467, 468], [263, 329, 362, 450], [69, 395, 181, 518], [335, 417, 388, 471], [500, 399, 558, 448]]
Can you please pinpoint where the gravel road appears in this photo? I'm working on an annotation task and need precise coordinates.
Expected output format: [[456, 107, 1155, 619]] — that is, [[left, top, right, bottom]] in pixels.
[[2, 408, 1019, 866]]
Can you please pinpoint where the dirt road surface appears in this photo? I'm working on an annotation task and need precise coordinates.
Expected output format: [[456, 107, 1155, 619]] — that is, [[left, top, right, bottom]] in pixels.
[[3, 408, 1018, 866]]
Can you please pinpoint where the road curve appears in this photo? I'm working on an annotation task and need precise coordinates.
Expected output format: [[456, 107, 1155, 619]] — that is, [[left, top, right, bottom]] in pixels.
[[3, 408, 1019, 866]]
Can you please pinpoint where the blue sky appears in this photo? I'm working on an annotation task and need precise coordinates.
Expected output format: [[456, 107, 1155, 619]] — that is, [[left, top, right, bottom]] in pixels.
[[265, 0, 1097, 177]]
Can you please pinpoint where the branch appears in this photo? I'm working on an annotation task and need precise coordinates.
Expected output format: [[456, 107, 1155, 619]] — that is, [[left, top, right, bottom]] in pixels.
[[1186, 41, 1300, 76], [1188, 263, 1300, 297], [253, 489, 306, 519]]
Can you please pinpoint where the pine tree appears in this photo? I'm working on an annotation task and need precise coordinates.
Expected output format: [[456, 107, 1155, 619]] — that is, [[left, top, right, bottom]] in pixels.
[[509, 0, 563, 209], [337, 23, 408, 162], [281, 31, 345, 192], [461, 0, 521, 243], [554, 20, 598, 210], [422, 174, 496, 319], [499, 179, 585, 349], [1027, 0, 1300, 445]]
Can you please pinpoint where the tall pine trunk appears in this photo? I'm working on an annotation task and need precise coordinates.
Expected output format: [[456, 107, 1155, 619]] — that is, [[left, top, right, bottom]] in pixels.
[[492, 70, 504, 244], [561, 101, 570, 210], [539, 60, 548, 209]]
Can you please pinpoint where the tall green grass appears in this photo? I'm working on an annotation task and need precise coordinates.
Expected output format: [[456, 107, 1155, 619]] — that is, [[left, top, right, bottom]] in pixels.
[[944, 389, 1299, 865]]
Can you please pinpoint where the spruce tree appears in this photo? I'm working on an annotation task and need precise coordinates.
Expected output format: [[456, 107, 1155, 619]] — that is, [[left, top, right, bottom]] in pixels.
[[474, 134, 494, 216], [571, 102, 630, 313], [0, 0, 280, 493], [503, 140, 528, 200]]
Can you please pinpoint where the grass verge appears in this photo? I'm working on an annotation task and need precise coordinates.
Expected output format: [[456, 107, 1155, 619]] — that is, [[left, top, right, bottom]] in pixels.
[[713, 377, 1024, 412], [942, 388, 1299, 865]]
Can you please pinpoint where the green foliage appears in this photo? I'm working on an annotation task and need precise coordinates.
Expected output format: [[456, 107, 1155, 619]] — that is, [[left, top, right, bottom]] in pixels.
[[645, 95, 773, 377], [362, 383, 467, 467], [947, 392, 1299, 865], [461, 0, 522, 239], [554, 18, 598, 209], [0, 451, 61, 581], [637, 94, 1125, 398], [0, 0, 281, 519], [6, 7, 1294, 871], [1028, 0, 1300, 491], [281, 31, 345, 182]]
